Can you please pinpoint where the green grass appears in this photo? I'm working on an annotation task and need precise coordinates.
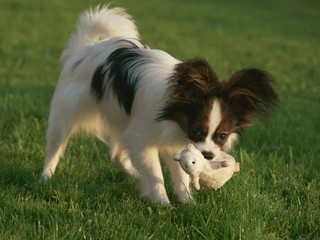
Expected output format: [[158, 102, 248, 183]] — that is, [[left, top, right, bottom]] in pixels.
[[1, 0, 319, 239]]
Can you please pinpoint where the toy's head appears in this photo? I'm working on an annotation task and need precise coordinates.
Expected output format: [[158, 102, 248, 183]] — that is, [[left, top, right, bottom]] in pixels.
[[174, 144, 205, 176]]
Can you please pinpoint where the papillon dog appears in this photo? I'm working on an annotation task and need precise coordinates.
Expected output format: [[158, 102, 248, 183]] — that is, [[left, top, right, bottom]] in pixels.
[[42, 5, 278, 204]]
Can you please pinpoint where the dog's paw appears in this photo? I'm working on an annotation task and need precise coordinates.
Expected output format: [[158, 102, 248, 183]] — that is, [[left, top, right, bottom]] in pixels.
[[39, 170, 53, 184]]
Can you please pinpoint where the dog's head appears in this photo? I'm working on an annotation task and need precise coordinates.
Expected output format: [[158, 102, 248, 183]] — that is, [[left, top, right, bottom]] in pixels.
[[158, 58, 278, 160]]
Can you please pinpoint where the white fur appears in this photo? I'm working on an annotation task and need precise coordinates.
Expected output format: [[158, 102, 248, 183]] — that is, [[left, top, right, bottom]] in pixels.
[[60, 5, 140, 64], [194, 99, 222, 158], [223, 133, 239, 152]]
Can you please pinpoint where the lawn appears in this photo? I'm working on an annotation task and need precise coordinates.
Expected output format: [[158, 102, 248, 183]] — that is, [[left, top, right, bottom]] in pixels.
[[0, 0, 319, 239]]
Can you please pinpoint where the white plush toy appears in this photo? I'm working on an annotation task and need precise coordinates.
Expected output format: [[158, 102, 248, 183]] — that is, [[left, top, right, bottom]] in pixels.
[[174, 144, 240, 190]]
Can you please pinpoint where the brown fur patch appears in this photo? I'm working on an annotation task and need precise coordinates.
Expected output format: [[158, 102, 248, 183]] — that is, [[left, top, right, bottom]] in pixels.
[[170, 58, 219, 100], [220, 68, 279, 126], [157, 58, 219, 142]]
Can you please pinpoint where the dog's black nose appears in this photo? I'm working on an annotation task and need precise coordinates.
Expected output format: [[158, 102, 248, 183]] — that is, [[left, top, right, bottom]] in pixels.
[[202, 151, 214, 160]]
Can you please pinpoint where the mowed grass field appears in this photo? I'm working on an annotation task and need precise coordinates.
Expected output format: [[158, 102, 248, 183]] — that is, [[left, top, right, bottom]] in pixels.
[[0, 0, 319, 239]]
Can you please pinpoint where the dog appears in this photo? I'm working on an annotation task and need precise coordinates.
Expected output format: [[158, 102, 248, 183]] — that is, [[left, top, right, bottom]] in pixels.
[[41, 5, 278, 204]]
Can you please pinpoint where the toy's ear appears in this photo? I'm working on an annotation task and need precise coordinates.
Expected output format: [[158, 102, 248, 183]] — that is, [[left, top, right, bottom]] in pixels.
[[186, 143, 195, 151], [174, 154, 181, 161]]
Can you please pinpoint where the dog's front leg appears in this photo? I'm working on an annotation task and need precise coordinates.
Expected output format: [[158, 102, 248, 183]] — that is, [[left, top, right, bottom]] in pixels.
[[126, 145, 170, 205]]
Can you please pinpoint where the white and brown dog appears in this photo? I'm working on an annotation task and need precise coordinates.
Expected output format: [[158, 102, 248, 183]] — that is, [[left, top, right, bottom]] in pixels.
[[42, 5, 278, 204]]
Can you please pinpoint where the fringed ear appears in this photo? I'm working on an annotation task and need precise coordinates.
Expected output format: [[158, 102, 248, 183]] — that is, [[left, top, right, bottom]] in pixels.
[[223, 68, 278, 127], [170, 58, 219, 99]]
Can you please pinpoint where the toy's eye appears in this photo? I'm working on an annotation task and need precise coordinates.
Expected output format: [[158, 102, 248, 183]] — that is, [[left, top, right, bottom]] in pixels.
[[192, 161, 195, 164]]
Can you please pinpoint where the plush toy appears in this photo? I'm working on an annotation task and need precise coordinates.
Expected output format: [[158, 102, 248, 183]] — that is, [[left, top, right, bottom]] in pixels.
[[174, 144, 240, 190]]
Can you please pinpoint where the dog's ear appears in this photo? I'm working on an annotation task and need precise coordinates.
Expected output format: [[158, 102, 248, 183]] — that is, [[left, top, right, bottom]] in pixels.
[[223, 68, 278, 127], [172, 58, 219, 99]]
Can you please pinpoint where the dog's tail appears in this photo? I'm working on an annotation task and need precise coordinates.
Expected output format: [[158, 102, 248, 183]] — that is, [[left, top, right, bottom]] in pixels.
[[60, 5, 140, 64]]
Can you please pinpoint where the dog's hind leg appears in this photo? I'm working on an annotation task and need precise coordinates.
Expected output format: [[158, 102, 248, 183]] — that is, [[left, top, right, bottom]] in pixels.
[[41, 84, 86, 180], [111, 143, 140, 178], [41, 109, 75, 180], [41, 80, 96, 180]]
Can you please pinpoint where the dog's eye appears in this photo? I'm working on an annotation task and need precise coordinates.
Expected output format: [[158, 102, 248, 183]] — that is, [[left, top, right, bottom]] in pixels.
[[190, 127, 206, 141], [192, 161, 195, 164], [192, 128, 201, 136], [219, 133, 227, 140]]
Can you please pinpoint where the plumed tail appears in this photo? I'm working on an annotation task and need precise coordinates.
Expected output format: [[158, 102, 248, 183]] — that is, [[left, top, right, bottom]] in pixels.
[[60, 5, 140, 64]]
